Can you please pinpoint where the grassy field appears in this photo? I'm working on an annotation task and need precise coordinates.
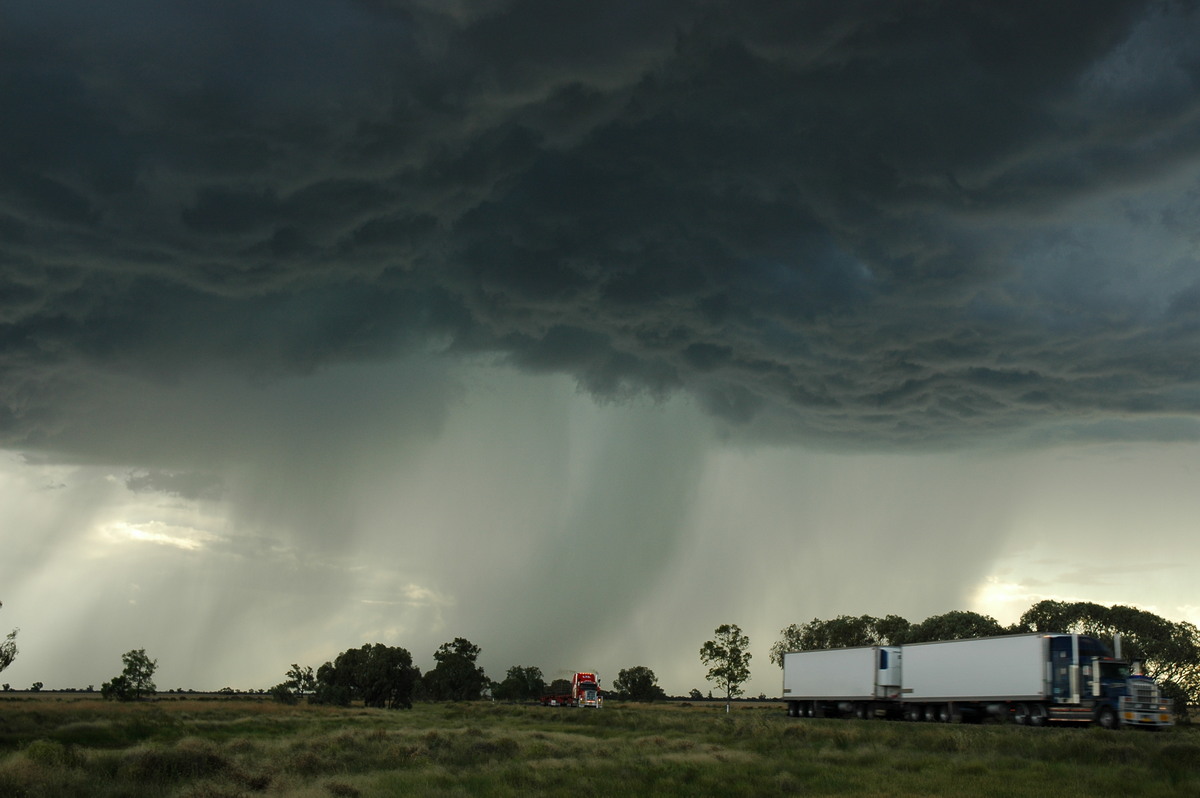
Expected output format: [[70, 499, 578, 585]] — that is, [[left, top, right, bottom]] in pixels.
[[1, 695, 1197, 797]]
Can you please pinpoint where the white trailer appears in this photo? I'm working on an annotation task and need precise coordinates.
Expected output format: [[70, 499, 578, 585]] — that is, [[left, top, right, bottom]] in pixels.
[[782, 646, 901, 719], [901, 634, 1046, 702]]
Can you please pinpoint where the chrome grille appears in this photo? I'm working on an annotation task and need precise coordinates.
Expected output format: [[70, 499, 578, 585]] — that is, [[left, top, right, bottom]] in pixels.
[[1127, 680, 1158, 709]]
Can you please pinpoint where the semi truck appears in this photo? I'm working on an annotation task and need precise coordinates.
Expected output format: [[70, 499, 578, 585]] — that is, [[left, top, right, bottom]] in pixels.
[[782, 633, 1173, 729], [540, 672, 603, 707]]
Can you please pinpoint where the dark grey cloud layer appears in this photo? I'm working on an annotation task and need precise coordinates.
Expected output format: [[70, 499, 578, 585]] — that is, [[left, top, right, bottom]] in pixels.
[[4, 0, 1200, 455]]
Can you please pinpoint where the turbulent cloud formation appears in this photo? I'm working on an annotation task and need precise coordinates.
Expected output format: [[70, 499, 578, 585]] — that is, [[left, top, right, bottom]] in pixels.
[[5, 0, 1200, 456], [4, 2, 1200, 694]]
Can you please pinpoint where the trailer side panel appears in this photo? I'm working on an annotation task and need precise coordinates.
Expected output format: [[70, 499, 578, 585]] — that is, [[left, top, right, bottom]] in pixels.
[[902, 634, 1046, 702]]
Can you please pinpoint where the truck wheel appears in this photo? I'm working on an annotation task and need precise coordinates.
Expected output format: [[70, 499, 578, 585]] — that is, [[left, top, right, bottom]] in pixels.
[[1028, 704, 1047, 727], [1096, 706, 1118, 730], [856, 703, 872, 720], [1013, 703, 1030, 726]]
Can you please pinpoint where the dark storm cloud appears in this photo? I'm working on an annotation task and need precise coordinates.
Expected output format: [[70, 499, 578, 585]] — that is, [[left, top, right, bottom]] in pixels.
[[3, 0, 1199, 453]]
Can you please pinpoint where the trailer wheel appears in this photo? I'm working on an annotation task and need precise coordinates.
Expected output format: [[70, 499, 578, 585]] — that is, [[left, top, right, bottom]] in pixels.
[[1013, 703, 1030, 726], [904, 705, 921, 722], [1096, 706, 1118, 730], [855, 703, 872, 720], [1028, 704, 1048, 727]]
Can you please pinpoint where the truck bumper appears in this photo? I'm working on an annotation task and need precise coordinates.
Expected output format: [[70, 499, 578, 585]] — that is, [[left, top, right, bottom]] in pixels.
[[1121, 710, 1173, 728]]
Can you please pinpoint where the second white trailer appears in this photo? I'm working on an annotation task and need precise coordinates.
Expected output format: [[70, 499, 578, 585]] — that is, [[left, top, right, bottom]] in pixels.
[[900, 634, 1046, 702]]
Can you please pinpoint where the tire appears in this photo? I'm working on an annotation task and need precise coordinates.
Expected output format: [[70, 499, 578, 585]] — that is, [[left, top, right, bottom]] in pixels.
[[1028, 704, 1048, 727], [1013, 703, 1030, 726], [1096, 706, 1118, 730], [856, 703, 872, 720]]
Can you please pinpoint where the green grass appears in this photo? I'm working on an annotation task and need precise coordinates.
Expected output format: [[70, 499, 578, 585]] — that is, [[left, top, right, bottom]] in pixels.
[[0, 696, 1196, 797]]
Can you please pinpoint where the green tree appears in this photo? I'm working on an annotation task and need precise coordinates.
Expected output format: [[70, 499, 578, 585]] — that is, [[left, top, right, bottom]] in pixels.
[[425, 638, 487, 701], [0, 601, 17, 675], [101, 648, 157, 701], [613, 666, 667, 702], [313, 643, 419, 709], [700, 623, 751, 712], [769, 614, 912, 666], [905, 610, 1006, 643], [270, 663, 316, 705], [493, 665, 546, 701]]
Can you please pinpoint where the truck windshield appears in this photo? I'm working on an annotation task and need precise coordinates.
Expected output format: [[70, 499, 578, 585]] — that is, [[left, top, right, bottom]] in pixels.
[[1100, 662, 1130, 681]]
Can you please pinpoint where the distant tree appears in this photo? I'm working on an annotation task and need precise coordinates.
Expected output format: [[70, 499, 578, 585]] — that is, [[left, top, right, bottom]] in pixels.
[[613, 666, 667, 702], [769, 614, 912, 665], [700, 624, 752, 712], [689, 688, 703, 700], [287, 663, 316, 694], [425, 638, 487, 701], [0, 601, 17, 675], [493, 665, 546, 701], [906, 610, 1006, 643], [545, 678, 571, 696], [314, 643, 419, 709], [101, 649, 157, 701], [29, 681, 42, 692], [270, 663, 316, 704]]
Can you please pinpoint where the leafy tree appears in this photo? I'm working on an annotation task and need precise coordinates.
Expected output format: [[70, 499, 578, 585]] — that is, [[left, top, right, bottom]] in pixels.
[[425, 638, 487, 701], [689, 688, 703, 700], [493, 665, 546, 701], [613, 666, 667, 702], [314, 643, 419, 709], [270, 663, 316, 704], [29, 681, 42, 692], [0, 601, 17, 675], [545, 678, 571, 695], [700, 623, 752, 712], [769, 614, 912, 665], [906, 610, 1006, 643], [101, 649, 157, 701], [267, 657, 314, 705], [287, 663, 316, 694]]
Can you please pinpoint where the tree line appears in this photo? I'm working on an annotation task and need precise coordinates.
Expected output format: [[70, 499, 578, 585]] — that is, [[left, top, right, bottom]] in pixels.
[[266, 637, 678, 709], [5, 598, 1195, 709], [769, 601, 1200, 708]]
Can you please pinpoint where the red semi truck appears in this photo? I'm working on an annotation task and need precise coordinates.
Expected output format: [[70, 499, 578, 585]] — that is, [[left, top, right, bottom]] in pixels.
[[540, 672, 603, 707]]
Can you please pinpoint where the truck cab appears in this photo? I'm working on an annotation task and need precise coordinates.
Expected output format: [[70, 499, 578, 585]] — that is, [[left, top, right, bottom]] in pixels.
[[1048, 635, 1172, 729]]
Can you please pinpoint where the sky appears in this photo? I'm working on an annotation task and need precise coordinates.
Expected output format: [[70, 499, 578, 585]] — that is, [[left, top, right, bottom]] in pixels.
[[2, 0, 1200, 698]]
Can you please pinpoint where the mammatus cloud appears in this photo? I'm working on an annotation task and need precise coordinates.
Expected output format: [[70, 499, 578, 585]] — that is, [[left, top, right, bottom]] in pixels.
[[4, 1, 1200, 458]]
